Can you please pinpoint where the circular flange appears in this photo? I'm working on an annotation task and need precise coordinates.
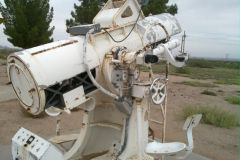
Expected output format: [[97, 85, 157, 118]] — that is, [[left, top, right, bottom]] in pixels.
[[8, 56, 45, 115]]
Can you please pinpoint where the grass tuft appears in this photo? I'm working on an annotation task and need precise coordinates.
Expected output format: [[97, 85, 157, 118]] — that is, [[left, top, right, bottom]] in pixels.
[[187, 58, 239, 69], [177, 81, 217, 88], [182, 106, 239, 128], [225, 96, 240, 105], [187, 59, 214, 68], [141, 58, 238, 85], [214, 79, 238, 85], [201, 90, 217, 96], [174, 68, 190, 74]]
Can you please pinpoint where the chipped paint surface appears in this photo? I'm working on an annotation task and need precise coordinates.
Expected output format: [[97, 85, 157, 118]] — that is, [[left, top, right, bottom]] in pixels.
[[31, 40, 78, 56], [93, 0, 144, 28], [137, 13, 182, 45]]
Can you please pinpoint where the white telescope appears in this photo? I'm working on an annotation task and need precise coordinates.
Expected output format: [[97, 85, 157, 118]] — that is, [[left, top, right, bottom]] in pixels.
[[9, 0, 197, 160], [7, 3, 182, 116]]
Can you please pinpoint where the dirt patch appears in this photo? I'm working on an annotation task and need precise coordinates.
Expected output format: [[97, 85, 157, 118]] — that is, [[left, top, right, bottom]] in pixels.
[[0, 72, 238, 160], [148, 74, 239, 160], [0, 100, 84, 146]]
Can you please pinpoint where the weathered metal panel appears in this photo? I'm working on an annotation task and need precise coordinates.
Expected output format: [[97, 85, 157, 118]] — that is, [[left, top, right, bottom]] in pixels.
[[137, 13, 182, 45], [69, 24, 101, 35], [8, 37, 100, 87], [93, 0, 144, 28], [62, 85, 87, 110], [12, 128, 63, 160]]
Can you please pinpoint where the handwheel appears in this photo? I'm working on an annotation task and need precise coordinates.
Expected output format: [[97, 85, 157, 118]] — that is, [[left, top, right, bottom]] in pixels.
[[150, 78, 167, 105]]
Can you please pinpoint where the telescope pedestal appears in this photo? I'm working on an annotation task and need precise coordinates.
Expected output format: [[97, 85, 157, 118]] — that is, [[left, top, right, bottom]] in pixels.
[[51, 89, 150, 160]]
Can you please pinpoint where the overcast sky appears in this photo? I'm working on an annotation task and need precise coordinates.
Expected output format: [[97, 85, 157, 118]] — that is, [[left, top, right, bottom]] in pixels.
[[0, 0, 239, 59]]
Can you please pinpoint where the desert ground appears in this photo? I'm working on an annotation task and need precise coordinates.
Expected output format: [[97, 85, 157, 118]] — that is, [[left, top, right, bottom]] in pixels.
[[0, 61, 238, 160]]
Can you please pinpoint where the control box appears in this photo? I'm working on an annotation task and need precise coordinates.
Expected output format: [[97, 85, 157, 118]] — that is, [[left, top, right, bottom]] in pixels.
[[12, 128, 63, 160]]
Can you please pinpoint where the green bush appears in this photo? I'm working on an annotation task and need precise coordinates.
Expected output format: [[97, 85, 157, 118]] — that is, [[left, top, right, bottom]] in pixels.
[[187, 59, 214, 68], [214, 79, 238, 85], [182, 106, 239, 128], [201, 90, 217, 96], [225, 96, 240, 104], [187, 58, 239, 69], [174, 67, 190, 74], [140, 58, 238, 86]]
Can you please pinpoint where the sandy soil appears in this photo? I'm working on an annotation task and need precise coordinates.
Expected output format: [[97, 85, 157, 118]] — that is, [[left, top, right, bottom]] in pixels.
[[0, 65, 238, 160]]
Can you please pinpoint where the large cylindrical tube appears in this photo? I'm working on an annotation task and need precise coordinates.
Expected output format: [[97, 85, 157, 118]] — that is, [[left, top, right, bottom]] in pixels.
[[7, 13, 181, 115]]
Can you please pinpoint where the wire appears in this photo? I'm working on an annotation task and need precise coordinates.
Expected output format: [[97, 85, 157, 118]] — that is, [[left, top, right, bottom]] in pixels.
[[103, 9, 142, 43], [83, 29, 119, 100]]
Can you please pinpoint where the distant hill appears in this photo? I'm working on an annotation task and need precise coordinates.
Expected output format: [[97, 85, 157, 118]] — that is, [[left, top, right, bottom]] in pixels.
[[191, 56, 239, 62], [0, 47, 20, 59]]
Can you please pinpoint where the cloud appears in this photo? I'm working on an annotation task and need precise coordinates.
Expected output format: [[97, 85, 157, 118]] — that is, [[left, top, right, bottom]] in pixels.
[[0, 0, 239, 59], [169, 0, 239, 59]]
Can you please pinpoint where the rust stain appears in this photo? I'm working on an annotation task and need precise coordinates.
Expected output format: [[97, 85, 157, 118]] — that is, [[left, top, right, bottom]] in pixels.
[[74, 97, 80, 101], [9, 59, 15, 64], [28, 88, 36, 93], [31, 40, 78, 56], [154, 23, 170, 41]]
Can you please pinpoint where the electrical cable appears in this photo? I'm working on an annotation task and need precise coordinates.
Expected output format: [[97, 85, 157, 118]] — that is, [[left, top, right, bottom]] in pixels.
[[83, 8, 143, 99], [83, 29, 120, 100], [103, 9, 142, 43]]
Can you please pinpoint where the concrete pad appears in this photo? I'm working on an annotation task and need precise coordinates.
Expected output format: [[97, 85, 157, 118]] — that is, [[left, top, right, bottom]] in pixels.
[[166, 153, 211, 160], [0, 85, 16, 102], [0, 145, 11, 160], [0, 144, 211, 160]]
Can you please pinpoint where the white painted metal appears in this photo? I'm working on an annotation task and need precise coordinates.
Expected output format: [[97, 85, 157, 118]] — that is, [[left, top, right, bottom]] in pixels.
[[118, 98, 149, 160], [62, 85, 87, 110], [150, 78, 167, 105], [153, 39, 180, 57], [7, 10, 181, 115], [145, 114, 202, 159], [9, 1, 198, 160], [8, 38, 99, 87], [45, 106, 62, 117], [153, 39, 188, 67], [146, 142, 186, 157], [12, 128, 63, 160], [8, 59, 46, 115], [137, 14, 182, 46], [183, 114, 202, 151], [163, 44, 187, 68], [94, 8, 119, 28], [137, 103, 143, 160], [132, 84, 149, 98], [93, 0, 144, 28]]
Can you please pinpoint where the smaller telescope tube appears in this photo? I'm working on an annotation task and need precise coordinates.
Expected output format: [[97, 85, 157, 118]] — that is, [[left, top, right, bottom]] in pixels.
[[153, 39, 180, 57]]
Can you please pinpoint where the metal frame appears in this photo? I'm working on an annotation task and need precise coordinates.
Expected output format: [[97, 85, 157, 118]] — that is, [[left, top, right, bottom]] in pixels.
[[148, 62, 169, 160], [44, 70, 97, 110]]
